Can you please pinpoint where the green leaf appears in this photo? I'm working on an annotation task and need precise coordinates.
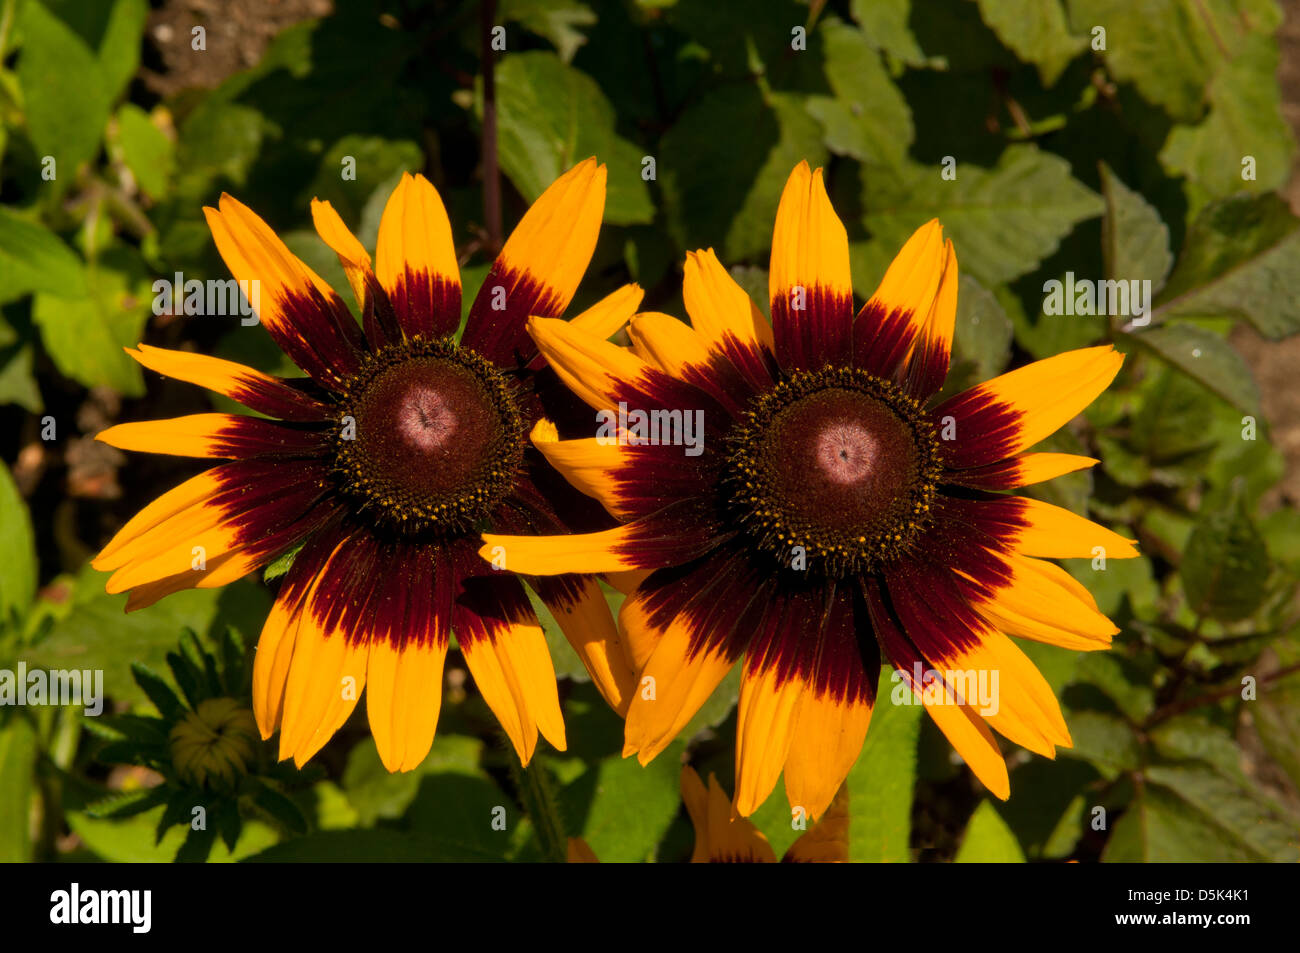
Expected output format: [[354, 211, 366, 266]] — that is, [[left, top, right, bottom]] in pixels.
[[1180, 485, 1269, 621], [16, 0, 116, 188], [27, 567, 269, 706], [858, 145, 1104, 287], [0, 462, 37, 623], [501, 0, 596, 62], [38, 0, 148, 100], [1104, 784, 1250, 861], [1069, 554, 1159, 618], [954, 801, 1026, 862], [31, 250, 151, 394], [846, 672, 922, 862], [129, 662, 184, 720], [250, 784, 309, 837], [173, 101, 265, 198], [805, 17, 912, 168], [1155, 194, 1300, 340], [0, 335, 42, 412], [342, 733, 485, 826], [243, 828, 491, 863], [300, 136, 422, 236], [1130, 323, 1259, 414], [490, 51, 652, 226], [399, 735, 520, 861], [1062, 710, 1142, 777], [995, 756, 1099, 859], [1255, 647, 1300, 791], [84, 786, 170, 820], [261, 541, 305, 585], [1143, 763, 1299, 861], [560, 742, 682, 862], [661, 85, 828, 264], [976, 0, 1086, 86], [114, 103, 173, 198], [0, 207, 87, 304], [0, 716, 37, 861], [850, 0, 929, 67], [1159, 32, 1294, 200], [1068, 0, 1277, 122], [68, 806, 276, 863], [950, 274, 1012, 382], [88, 0, 149, 99], [1099, 162, 1173, 294], [664, 0, 810, 79]]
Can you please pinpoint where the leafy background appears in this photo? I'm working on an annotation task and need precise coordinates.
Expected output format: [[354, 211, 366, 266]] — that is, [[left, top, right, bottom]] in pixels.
[[2, 0, 1300, 862]]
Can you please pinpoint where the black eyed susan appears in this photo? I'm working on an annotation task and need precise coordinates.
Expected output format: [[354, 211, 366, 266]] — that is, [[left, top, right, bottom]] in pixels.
[[94, 160, 640, 772], [482, 161, 1137, 819]]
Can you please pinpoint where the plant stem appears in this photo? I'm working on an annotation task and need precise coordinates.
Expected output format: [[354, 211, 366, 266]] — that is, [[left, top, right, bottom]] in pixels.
[[479, 0, 502, 254], [1146, 660, 1300, 727], [510, 750, 567, 863]]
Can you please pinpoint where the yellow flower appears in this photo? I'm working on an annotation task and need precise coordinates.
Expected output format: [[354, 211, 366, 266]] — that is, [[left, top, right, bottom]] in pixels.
[[483, 161, 1136, 819], [95, 161, 638, 773]]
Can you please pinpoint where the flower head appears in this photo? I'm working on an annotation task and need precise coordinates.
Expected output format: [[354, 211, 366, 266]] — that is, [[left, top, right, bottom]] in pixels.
[[169, 698, 259, 789], [483, 161, 1136, 818], [95, 160, 639, 772]]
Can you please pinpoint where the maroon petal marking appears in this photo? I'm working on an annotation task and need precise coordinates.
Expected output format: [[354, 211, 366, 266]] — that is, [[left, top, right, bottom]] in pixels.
[[608, 363, 737, 443], [744, 579, 833, 687], [897, 494, 1018, 604], [276, 525, 454, 652], [673, 344, 776, 419], [208, 458, 338, 543], [805, 585, 879, 706], [607, 444, 719, 523], [635, 547, 770, 661], [271, 286, 368, 390], [771, 285, 854, 373], [942, 457, 1027, 492], [879, 548, 987, 667], [360, 272, 405, 351], [388, 267, 461, 342], [862, 574, 951, 692], [614, 498, 735, 571], [450, 559, 537, 650], [852, 300, 920, 385], [209, 416, 331, 460], [715, 333, 779, 399], [216, 372, 330, 424], [462, 264, 562, 369], [926, 384, 1021, 470], [904, 329, 950, 401]]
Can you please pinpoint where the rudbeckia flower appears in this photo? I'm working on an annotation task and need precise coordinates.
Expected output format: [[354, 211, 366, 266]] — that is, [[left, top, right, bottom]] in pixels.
[[94, 159, 640, 772], [481, 161, 1137, 818]]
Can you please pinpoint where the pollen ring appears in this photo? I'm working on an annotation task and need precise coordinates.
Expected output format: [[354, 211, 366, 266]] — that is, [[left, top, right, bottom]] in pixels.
[[724, 366, 942, 578], [332, 337, 524, 536]]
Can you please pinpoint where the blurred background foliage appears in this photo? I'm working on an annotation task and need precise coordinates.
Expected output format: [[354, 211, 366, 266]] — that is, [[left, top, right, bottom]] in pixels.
[[2, 0, 1300, 862]]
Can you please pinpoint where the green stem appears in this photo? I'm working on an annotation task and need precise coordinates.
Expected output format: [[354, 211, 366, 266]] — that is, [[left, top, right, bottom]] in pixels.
[[509, 747, 567, 863]]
